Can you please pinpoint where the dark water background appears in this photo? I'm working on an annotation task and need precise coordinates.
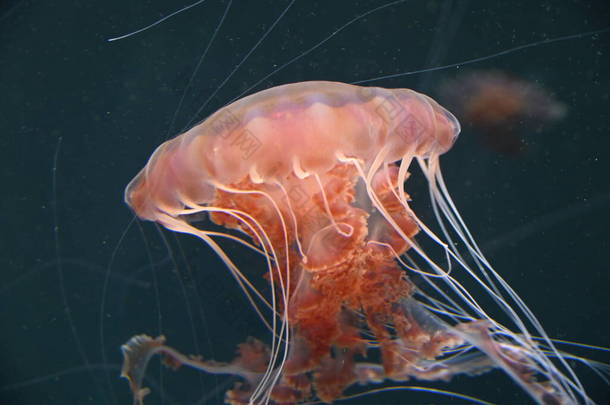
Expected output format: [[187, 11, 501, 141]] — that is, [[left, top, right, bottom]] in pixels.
[[1, 1, 609, 404]]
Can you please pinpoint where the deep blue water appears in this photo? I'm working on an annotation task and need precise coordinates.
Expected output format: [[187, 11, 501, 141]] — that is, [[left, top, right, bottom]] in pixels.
[[1, 1, 609, 404]]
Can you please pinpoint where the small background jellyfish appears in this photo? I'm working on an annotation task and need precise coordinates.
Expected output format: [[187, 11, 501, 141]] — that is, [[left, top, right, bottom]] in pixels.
[[0, 1, 609, 405], [439, 70, 567, 156]]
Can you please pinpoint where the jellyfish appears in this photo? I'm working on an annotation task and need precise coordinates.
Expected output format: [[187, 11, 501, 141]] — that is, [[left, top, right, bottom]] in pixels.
[[121, 81, 589, 405], [439, 70, 566, 155]]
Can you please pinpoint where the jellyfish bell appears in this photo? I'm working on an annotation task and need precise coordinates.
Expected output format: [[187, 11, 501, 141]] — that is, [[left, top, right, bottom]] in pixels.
[[121, 81, 588, 405], [438, 70, 567, 156], [125, 82, 458, 218]]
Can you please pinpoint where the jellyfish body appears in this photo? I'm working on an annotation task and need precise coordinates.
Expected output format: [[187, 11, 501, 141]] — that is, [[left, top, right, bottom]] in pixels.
[[122, 82, 587, 405], [439, 70, 566, 155]]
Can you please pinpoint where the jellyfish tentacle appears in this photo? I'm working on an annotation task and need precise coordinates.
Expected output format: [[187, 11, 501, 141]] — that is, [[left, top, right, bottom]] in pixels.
[[274, 181, 307, 260], [164, 213, 277, 327], [422, 157, 588, 403], [208, 182, 294, 405]]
